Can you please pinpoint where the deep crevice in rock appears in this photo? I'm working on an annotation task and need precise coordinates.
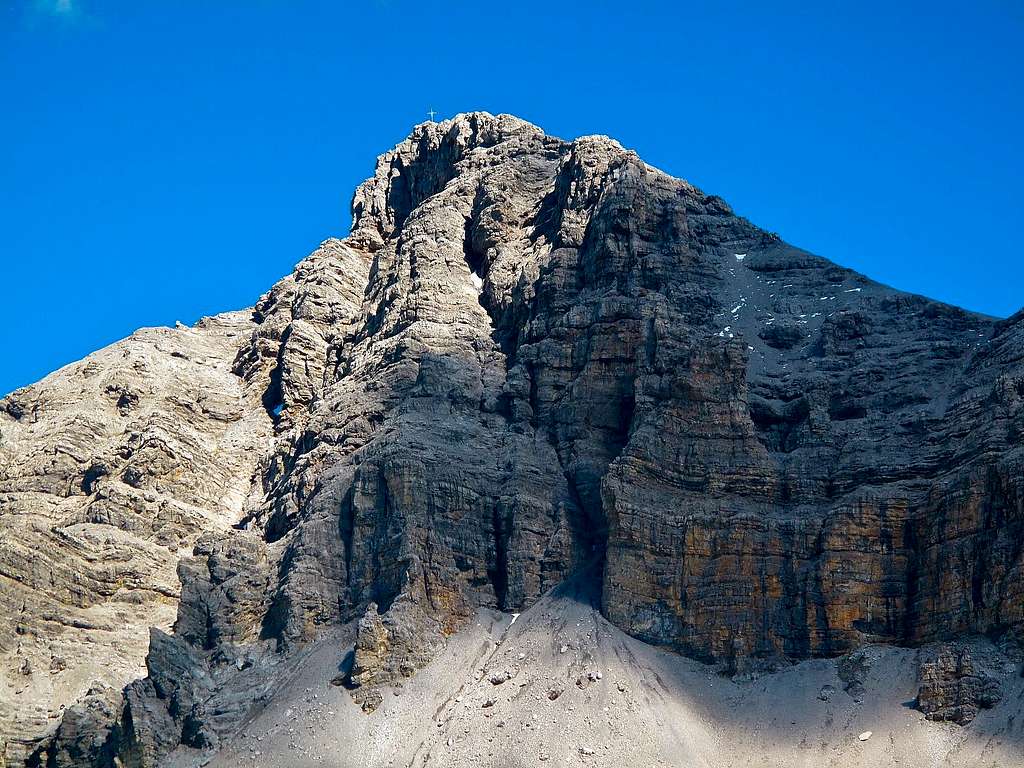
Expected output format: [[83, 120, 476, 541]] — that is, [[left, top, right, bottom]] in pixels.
[[487, 506, 511, 610], [749, 395, 810, 453], [261, 363, 284, 423], [462, 203, 518, 362]]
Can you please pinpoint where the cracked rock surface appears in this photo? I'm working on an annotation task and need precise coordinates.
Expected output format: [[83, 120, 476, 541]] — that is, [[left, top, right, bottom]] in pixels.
[[915, 642, 1006, 725], [1, 112, 1022, 766]]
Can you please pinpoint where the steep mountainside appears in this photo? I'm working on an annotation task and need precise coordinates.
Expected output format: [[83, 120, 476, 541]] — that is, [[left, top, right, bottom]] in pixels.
[[1, 113, 1022, 767]]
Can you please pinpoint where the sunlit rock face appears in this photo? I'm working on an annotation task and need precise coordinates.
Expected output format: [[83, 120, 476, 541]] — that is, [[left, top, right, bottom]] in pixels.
[[1, 112, 1022, 766]]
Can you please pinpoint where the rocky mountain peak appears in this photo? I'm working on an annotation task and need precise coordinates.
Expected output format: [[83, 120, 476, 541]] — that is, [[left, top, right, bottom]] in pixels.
[[1, 114, 1022, 768], [349, 111, 548, 251]]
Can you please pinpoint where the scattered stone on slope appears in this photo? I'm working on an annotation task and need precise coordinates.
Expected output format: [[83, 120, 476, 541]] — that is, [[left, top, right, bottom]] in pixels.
[[838, 647, 874, 703], [489, 670, 514, 685]]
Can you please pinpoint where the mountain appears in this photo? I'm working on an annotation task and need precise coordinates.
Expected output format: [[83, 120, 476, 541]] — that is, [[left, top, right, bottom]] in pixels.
[[1, 112, 1022, 768]]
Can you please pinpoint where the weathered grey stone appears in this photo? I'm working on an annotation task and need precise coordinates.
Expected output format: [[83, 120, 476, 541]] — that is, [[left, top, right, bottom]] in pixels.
[[915, 644, 1004, 724], [28, 683, 120, 768]]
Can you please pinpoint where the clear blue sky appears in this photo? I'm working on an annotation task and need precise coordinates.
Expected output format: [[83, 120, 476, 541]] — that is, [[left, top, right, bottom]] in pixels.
[[2, 1, 1022, 396]]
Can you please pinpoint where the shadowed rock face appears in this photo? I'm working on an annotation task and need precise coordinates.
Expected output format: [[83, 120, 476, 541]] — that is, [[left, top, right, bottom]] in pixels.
[[1, 112, 1022, 766]]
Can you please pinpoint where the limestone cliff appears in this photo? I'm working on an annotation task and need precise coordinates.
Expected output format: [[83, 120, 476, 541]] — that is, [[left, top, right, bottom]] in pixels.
[[1, 112, 1021, 767]]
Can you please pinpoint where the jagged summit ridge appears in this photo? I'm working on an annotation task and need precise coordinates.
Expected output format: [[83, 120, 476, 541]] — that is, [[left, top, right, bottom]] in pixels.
[[0, 112, 1021, 767]]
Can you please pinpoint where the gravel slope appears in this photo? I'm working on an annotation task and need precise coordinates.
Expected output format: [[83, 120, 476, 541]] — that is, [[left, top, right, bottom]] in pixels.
[[203, 581, 1024, 768]]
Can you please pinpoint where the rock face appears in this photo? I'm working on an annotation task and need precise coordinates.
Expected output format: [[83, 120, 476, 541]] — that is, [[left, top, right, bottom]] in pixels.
[[1, 112, 1022, 766], [0, 313, 271, 765], [915, 643, 1004, 724], [347, 597, 443, 712]]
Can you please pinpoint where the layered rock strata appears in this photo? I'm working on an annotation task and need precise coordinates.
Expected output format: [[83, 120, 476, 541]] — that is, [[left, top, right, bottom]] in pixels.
[[1, 112, 1021, 766]]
